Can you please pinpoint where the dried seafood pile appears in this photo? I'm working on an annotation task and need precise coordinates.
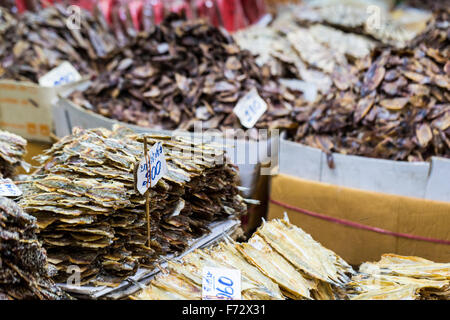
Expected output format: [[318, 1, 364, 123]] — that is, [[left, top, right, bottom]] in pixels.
[[234, 9, 374, 96], [0, 129, 28, 179], [291, 8, 450, 163], [0, 0, 15, 13], [0, 196, 68, 300], [294, 0, 432, 48], [348, 254, 450, 300], [19, 125, 246, 287], [234, 1, 431, 97], [134, 216, 355, 300], [69, 15, 300, 133], [0, 4, 117, 83]]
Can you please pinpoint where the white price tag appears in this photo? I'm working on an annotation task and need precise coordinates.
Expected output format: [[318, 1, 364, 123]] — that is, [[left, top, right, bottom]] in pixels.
[[136, 142, 168, 195], [38, 61, 82, 87], [233, 88, 268, 129], [202, 267, 241, 300], [0, 179, 22, 197]]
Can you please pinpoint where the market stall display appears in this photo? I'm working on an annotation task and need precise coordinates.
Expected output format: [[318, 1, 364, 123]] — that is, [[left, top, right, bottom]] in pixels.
[[348, 254, 450, 300], [0, 129, 28, 178], [19, 125, 247, 287], [134, 216, 355, 300], [234, 13, 338, 95], [234, 1, 431, 97], [0, 196, 68, 300]]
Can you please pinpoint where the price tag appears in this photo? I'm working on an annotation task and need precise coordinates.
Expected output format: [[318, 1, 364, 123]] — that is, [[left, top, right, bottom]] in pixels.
[[0, 179, 22, 197], [136, 142, 168, 195], [202, 267, 241, 300], [38, 61, 82, 87], [233, 88, 268, 129]]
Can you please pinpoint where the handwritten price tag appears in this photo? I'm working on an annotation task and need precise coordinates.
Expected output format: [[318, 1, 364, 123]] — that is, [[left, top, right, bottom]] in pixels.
[[202, 267, 241, 300], [233, 88, 268, 129], [39, 61, 82, 87], [136, 141, 168, 195], [0, 179, 22, 197]]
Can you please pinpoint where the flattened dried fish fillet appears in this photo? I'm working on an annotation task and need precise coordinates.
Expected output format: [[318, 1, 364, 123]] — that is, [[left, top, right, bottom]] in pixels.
[[238, 235, 315, 299]]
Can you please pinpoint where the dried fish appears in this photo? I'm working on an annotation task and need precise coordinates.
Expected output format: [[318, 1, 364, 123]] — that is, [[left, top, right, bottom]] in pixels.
[[19, 125, 246, 286], [0, 4, 118, 83], [135, 216, 354, 300], [69, 15, 299, 132], [291, 9, 450, 162], [233, 8, 374, 96], [293, 1, 432, 48]]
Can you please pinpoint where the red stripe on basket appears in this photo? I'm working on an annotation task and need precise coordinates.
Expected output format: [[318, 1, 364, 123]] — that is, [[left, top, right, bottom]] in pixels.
[[270, 198, 450, 245]]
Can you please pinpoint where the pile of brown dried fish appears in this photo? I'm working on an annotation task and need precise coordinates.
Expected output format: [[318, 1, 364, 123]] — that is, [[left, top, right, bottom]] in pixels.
[[134, 216, 355, 300], [69, 15, 300, 133], [0, 4, 117, 83], [19, 125, 246, 287], [348, 254, 450, 300], [291, 8, 450, 163], [0, 196, 68, 300], [0, 129, 28, 179]]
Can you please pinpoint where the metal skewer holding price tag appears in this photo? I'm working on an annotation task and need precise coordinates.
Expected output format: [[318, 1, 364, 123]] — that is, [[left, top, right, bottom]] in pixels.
[[134, 138, 168, 246]]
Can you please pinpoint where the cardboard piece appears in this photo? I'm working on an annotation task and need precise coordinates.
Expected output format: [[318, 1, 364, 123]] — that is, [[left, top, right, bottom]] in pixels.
[[278, 140, 450, 202], [0, 81, 55, 142], [267, 174, 450, 265]]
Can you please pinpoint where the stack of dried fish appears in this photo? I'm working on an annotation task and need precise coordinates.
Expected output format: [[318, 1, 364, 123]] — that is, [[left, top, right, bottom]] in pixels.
[[0, 129, 28, 179], [135, 216, 355, 300], [291, 8, 450, 163], [19, 125, 246, 287], [0, 4, 118, 83], [69, 15, 300, 133], [0, 196, 68, 300], [348, 254, 450, 300]]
